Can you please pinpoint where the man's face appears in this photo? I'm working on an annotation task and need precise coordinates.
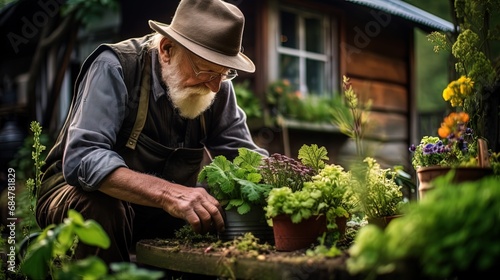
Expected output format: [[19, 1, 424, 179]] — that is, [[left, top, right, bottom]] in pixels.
[[159, 48, 217, 119]]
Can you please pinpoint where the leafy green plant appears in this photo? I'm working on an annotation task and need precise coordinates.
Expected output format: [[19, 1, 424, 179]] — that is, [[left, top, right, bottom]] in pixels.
[[19, 209, 110, 279], [350, 157, 404, 219], [19, 209, 164, 280], [198, 148, 274, 215], [347, 174, 500, 279]]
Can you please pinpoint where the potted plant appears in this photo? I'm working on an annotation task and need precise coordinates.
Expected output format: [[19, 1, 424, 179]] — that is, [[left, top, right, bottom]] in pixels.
[[409, 110, 493, 198], [349, 157, 406, 229], [197, 148, 274, 243], [263, 144, 353, 251]]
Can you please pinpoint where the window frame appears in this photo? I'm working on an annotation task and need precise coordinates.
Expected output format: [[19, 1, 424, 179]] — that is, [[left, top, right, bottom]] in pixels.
[[270, 4, 339, 97]]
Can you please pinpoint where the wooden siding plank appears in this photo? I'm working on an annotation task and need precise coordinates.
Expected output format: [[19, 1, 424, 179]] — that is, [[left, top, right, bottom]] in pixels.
[[365, 111, 408, 140], [346, 51, 408, 84], [350, 78, 408, 113]]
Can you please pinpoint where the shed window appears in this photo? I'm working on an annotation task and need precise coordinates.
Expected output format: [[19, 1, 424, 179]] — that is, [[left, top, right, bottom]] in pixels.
[[277, 8, 335, 96]]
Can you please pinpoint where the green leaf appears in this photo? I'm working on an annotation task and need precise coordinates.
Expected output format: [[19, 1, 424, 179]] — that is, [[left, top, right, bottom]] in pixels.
[[237, 203, 251, 215], [298, 144, 329, 172], [19, 230, 55, 280], [73, 220, 110, 249], [234, 147, 263, 170], [56, 256, 108, 280], [56, 223, 75, 254], [67, 209, 86, 226], [228, 199, 244, 207], [109, 262, 165, 280]]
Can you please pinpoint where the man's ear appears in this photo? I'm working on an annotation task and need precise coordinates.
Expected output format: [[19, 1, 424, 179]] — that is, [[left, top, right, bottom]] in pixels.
[[159, 37, 173, 63]]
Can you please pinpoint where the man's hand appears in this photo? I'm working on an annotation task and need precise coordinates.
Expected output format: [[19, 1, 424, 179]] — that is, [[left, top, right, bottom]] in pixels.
[[162, 184, 225, 234]]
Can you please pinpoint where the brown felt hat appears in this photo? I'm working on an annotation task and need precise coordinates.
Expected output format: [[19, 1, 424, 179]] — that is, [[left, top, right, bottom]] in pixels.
[[149, 0, 255, 73]]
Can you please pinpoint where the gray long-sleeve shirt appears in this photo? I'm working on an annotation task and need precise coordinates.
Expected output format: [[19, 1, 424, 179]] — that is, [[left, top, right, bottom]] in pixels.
[[60, 49, 268, 191]]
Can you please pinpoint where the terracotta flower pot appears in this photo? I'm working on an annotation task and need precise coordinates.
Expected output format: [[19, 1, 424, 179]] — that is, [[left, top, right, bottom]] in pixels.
[[271, 214, 327, 251], [416, 166, 493, 199]]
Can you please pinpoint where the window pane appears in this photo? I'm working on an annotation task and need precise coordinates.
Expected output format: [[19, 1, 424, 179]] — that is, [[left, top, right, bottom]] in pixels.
[[305, 17, 324, 53], [279, 54, 300, 91], [280, 11, 298, 49], [306, 59, 325, 95]]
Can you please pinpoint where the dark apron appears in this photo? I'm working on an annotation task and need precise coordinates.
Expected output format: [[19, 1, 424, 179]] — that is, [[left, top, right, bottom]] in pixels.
[[116, 53, 206, 187]]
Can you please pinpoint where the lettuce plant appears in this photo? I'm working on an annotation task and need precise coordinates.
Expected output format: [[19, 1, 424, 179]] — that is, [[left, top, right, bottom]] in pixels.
[[198, 148, 274, 215]]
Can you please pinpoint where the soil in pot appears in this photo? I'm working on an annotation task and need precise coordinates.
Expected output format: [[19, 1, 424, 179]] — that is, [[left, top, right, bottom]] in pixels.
[[272, 214, 327, 251], [219, 207, 274, 244]]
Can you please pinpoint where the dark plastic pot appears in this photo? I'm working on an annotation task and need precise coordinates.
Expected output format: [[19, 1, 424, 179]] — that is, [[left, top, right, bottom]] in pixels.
[[219, 206, 274, 244]]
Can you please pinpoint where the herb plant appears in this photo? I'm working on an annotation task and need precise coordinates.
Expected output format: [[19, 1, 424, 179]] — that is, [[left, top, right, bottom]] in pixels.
[[198, 148, 274, 215], [350, 157, 404, 219]]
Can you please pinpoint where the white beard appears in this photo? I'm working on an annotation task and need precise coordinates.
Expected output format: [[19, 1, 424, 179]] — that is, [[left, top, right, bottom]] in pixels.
[[160, 55, 216, 119]]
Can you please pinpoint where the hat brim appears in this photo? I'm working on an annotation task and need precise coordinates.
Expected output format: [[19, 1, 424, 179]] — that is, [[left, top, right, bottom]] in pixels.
[[149, 20, 255, 73]]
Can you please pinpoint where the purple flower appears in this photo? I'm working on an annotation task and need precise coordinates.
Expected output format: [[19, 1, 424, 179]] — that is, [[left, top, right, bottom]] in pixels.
[[409, 144, 416, 152]]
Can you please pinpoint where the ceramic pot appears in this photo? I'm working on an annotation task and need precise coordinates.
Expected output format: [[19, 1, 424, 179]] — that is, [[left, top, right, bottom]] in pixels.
[[219, 206, 274, 244], [417, 166, 493, 199], [272, 214, 327, 251]]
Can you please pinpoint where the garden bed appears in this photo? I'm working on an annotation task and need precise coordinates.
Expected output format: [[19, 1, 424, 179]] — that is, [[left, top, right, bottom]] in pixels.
[[135, 238, 354, 280]]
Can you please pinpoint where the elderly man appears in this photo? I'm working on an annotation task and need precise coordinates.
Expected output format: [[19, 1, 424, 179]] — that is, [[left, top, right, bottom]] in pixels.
[[36, 0, 267, 263]]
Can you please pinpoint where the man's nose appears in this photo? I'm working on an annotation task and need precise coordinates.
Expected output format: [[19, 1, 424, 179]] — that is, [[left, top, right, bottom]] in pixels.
[[204, 77, 222, 92]]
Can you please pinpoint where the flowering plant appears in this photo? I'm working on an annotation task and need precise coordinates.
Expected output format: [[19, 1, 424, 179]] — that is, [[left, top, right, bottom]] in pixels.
[[409, 111, 477, 169]]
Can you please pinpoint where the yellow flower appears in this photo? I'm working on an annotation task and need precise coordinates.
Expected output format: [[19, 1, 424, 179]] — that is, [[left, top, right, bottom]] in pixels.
[[442, 76, 474, 107]]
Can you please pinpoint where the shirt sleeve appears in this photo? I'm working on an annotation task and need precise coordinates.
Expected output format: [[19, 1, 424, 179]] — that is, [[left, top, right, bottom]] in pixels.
[[205, 81, 269, 160], [62, 50, 129, 191]]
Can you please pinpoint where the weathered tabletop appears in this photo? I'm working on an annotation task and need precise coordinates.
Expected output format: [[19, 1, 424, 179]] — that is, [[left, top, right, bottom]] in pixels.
[[135, 239, 357, 280]]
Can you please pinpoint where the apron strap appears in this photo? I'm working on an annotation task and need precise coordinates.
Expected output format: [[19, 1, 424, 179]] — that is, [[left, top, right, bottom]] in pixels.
[[200, 114, 213, 161], [126, 53, 151, 150]]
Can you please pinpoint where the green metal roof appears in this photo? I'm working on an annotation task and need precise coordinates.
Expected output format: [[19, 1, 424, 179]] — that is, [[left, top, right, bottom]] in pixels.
[[347, 0, 455, 32]]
